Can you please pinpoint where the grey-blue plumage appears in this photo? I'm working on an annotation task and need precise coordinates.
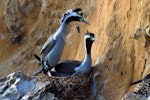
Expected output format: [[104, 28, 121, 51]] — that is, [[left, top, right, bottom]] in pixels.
[[54, 31, 95, 76], [34, 8, 89, 76], [73, 32, 95, 75]]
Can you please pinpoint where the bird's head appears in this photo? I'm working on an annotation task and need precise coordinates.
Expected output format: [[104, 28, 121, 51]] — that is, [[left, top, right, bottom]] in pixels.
[[84, 30, 95, 54], [60, 8, 89, 25], [85, 30, 95, 43]]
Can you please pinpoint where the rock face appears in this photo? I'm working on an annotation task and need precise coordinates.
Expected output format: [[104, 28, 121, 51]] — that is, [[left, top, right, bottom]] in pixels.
[[0, 0, 149, 99], [0, 72, 35, 100]]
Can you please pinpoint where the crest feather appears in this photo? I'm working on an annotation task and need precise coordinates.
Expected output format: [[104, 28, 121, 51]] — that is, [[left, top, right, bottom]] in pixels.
[[60, 8, 83, 24]]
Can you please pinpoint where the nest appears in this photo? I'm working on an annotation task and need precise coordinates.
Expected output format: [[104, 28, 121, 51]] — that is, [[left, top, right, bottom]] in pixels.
[[35, 69, 96, 100]]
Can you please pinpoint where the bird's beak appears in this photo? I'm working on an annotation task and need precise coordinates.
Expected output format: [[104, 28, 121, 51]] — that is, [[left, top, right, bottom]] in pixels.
[[79, 17, 90, 25], [93, 38, 101, 43], [83, 20, 90, 25]]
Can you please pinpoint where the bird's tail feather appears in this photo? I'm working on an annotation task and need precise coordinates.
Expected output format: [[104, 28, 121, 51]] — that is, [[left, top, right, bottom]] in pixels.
[[130, 80, 142, 85], [33, 67, 43, 76], [34, 54, 41, 62]]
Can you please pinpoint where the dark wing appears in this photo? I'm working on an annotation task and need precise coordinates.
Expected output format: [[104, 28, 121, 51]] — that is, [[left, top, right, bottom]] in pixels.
[[55, 60, 82, 74], [40, 34, 55, 54], [34, 54, 41, 61]]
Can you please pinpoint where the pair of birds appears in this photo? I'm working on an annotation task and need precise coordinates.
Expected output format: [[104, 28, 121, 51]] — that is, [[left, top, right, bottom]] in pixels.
[[34, 8, 95, 77]]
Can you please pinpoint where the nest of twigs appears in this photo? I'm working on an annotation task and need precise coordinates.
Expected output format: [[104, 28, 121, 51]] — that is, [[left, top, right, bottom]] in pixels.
[[35, 68, 96, 100]]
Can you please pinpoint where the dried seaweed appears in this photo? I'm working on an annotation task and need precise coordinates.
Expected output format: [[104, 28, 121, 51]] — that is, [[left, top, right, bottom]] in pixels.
[[35, 73, 94, 99]]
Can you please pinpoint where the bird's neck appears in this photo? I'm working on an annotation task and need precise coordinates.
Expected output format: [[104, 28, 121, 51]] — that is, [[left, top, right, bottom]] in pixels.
[[85, 40, 92, 55], [53, 22, 67, 41], [74, 39, 93, 73], [81, 42, 92, 67], [82, 53, 91, 66]]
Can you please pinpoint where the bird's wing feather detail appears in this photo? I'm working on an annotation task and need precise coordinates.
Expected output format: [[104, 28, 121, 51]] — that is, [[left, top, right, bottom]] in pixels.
[[40, 34, 56, 54]]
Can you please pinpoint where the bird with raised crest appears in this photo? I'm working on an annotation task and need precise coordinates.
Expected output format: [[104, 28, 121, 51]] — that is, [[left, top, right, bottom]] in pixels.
[[34, 8, 89, 76]]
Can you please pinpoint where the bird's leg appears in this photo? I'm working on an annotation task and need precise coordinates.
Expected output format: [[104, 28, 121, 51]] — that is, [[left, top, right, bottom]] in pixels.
[[33, 67, 43, 76], [47, 71, 52, 77], [34, 55, 56, 77], [43, 60, 50, 70], [43, 60, 56, 77]]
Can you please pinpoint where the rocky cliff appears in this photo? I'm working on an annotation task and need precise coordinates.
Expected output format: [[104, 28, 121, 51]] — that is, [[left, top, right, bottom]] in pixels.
[[0, 0, 149, 99]]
